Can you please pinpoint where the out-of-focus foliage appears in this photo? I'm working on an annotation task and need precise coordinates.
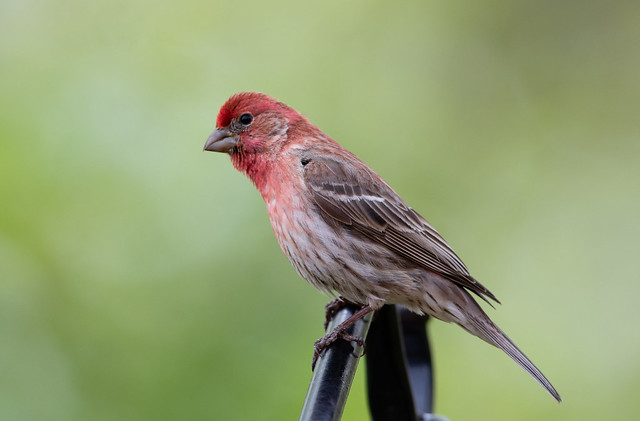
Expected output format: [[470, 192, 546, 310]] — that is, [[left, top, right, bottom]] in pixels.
[[1, 0, 638, 419]]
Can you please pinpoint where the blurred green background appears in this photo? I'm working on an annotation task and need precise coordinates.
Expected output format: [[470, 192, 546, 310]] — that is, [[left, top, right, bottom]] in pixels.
[[1, 0, 639, 419]]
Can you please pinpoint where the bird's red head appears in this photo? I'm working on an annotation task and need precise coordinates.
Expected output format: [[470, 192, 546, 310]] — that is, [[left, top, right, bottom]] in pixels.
[[203, 92, 317, 189], [204, 92, 306, 155]]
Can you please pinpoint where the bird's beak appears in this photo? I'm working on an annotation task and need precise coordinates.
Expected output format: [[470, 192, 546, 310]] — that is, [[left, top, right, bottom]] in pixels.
[[203, 128, 238, 153]]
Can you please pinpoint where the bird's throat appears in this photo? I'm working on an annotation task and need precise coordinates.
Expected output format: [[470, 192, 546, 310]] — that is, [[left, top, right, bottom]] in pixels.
[[230, 151, 270, 193]]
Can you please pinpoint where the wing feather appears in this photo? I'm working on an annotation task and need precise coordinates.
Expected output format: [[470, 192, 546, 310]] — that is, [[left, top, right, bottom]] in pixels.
[[303, 154, 499, 304]]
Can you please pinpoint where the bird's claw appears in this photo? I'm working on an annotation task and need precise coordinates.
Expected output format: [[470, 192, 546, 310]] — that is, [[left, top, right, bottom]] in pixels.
[[311, 328, 366, 370]]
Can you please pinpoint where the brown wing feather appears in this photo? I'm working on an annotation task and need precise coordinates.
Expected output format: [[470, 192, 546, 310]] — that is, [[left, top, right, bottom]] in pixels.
[[303, 154, 499, 304]]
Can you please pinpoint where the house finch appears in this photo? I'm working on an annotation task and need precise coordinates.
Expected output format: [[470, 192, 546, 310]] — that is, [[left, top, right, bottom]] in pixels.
[[203, 92, 561, 402]]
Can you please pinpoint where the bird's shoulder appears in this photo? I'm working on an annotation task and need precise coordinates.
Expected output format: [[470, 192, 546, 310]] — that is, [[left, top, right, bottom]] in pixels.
[[299, 147, 411, 229]]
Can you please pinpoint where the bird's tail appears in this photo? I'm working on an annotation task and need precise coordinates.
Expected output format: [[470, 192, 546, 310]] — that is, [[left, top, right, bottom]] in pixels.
[[465, 313, 562, 402]]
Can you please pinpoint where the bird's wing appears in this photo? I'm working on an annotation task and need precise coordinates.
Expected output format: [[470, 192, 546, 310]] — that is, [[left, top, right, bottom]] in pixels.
[[303, 154, 499, 304]]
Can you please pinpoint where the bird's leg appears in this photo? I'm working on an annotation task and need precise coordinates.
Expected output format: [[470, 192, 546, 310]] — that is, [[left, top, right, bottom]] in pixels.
[[323, 296, 358, 330], [312, 304, 374, 370]]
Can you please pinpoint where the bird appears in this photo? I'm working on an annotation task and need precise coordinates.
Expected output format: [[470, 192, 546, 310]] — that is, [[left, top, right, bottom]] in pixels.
[[203, 91, 561, 402]]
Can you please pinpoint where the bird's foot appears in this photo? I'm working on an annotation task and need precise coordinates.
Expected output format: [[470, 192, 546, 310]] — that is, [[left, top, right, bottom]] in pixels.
[[311, 326, 366, 370], [311, 304, 374, 370]]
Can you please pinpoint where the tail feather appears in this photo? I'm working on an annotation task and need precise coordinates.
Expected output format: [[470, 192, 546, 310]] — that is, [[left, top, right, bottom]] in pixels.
[[469, 316, 562, 402]]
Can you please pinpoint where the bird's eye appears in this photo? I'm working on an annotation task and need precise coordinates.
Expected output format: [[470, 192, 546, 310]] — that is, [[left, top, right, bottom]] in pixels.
[[239, 113, 253, 125]]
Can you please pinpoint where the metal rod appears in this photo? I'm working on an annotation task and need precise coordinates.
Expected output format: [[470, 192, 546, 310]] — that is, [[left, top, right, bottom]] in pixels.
[[299, 303, 373, 421], [365, 305, 417, 421]]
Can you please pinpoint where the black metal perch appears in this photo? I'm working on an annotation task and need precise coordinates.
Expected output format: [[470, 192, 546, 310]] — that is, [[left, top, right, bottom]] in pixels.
[[299, 303, 448, 421]]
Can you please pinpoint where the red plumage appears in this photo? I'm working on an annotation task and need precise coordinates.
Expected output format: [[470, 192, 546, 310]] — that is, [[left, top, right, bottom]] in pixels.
[[204, 92, 561, 402]]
